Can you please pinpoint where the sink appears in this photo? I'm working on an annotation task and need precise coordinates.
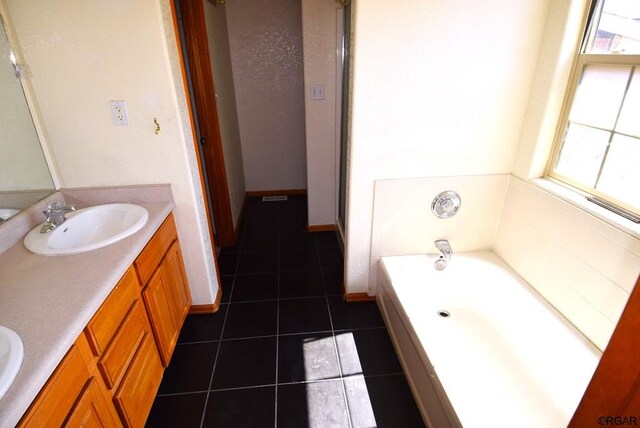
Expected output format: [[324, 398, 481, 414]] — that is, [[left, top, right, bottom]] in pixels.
[[0, 326, 23, 400], [0, 208, 20, 224], [24, 203, 149, 256]]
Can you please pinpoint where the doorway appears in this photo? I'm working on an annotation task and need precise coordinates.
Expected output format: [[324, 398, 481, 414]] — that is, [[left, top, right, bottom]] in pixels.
[[338, 1, 352, 236], [174, 0, 236, 248]]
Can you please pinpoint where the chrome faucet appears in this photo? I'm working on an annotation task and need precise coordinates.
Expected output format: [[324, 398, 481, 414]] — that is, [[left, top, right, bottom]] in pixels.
[[435, 239, 453, 262], [40, 200, 75, 233]]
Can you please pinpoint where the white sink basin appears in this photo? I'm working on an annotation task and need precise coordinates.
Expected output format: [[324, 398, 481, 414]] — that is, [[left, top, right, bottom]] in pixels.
[[0, 326, 23, 400], [0, 208, 20, 222], [24, 203, 149, 256]]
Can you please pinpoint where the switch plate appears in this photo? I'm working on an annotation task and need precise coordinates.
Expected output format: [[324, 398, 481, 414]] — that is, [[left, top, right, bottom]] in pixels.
[[109, 100, 130, 126], [310, 84, 325, 100]]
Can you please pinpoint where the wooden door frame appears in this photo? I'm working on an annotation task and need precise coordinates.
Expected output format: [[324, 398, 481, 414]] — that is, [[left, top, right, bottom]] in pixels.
[[174, 0, 236, 247], [570, 275, 640, 425]]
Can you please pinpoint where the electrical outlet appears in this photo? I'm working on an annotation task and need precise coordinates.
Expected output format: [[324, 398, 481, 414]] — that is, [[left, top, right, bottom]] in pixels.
[[109, 100, 130, 126], [310, 84, 325, 100]]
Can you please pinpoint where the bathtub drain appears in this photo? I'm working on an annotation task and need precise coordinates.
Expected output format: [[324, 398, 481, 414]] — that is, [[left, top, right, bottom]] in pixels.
[[438, 310, 450, 318]]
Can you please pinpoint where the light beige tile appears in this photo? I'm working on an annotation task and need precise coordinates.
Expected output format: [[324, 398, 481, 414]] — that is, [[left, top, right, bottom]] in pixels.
[[565, 258, 629, 323], [575, 233, 640, 293]]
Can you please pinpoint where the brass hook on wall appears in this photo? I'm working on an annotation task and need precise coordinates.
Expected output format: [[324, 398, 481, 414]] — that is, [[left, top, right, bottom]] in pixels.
[[153, 117, 160, 135]]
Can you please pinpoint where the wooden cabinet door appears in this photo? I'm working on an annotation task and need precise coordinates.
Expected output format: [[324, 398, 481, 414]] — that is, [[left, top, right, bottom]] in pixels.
[[113, 332, 163, 428], [64, 378, 121, 428], [143, 265, 180, 366], [20, 345, 91, 427], [164, 241, 191, 328]]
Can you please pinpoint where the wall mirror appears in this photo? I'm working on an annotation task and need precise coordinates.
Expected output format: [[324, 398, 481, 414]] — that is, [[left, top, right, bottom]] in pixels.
[[0, 9, 55, 224]]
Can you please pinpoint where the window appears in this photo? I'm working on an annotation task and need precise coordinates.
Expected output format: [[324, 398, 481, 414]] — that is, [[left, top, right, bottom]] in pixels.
[[548, 0, 640, 218]]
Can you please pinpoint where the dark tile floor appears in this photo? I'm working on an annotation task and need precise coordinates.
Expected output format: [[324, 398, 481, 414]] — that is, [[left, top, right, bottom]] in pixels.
[[147, 196, 424, 428]]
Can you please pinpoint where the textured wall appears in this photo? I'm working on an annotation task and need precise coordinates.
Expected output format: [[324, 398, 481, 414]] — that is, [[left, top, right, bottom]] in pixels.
[[203, 1, 245, 228], [7, 0, 218, 304], [226, 0, 307, 191]]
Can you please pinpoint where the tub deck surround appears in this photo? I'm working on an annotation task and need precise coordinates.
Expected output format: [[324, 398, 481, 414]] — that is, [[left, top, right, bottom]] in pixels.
[[378, 252, 602, 428], [0, 185, 174, 428]]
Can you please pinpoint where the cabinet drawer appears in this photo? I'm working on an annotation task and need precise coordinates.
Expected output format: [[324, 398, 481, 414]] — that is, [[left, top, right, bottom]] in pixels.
[[19, 340, 91, 427], [135, 214, 177, 285], [85, 267, 139, 356], [98, 299, 149, 390], [114, 332, 163, 428]]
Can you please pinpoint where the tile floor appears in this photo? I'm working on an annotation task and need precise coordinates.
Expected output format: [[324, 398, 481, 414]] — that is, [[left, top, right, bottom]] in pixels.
[[146, 196, 424, 427]]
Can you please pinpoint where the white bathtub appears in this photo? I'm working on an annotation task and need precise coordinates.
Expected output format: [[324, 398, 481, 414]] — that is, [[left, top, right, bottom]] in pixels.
[[377, 251, 601, 428]]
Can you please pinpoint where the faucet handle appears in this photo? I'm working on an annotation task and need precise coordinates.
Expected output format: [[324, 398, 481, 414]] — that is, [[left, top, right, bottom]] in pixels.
[[44, 200, 63, 214], [44, 200, 74, 214]]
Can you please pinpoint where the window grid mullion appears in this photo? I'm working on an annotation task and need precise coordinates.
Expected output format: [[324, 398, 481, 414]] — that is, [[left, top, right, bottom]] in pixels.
[[593, 65, 636, 189]]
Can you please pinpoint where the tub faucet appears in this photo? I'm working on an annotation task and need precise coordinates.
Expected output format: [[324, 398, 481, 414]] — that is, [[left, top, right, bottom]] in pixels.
[[40, 200, 75, 233], [435, 240, 453, 262]]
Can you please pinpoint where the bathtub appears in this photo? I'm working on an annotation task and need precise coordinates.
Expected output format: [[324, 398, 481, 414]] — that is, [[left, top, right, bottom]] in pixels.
[[377, 251, 601, 428]]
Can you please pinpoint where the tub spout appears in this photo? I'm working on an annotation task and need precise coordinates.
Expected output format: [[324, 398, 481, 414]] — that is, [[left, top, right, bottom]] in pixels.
[[435, 240, 452, 262]]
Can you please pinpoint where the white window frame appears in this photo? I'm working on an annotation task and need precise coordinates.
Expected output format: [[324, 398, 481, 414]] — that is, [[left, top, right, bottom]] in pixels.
[[546, 0, 640, 218]]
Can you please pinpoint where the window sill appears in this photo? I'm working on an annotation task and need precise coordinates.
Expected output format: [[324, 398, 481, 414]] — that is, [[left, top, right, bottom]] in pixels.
[[530, 178, 640, 240]]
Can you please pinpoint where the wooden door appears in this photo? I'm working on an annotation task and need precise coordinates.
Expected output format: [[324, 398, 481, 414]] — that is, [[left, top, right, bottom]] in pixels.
[[176, 0, 235, 246], [570, 275, 640, 425]]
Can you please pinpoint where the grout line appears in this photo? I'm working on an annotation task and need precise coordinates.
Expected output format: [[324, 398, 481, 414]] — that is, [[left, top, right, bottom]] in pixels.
[[211, 383, 278, 393], [274, 203, 281, 428], [177, 339, 220, 346], [208, 377, 347, 393], [202, 324, 387, 345], [232, 267, 343, 276], [225, 293, 343, 306], [342, 372, 406, 380], [225, 297, 280, 304], [316, 237, 353, 428], [199, 241, 241, 428], [177, 325, 388, 347], [157, 374, 397, 397], [155, 390, 209, 397]]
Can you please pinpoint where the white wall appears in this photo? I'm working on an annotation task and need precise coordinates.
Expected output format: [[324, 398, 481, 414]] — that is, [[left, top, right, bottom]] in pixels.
[[497, 0, 640, 351], [370, 175, 509, 293], [345, 0, 551, 294], [495, 176, 640, 350], [512, 0, 590, 179], [7, 0, 218, 304], [225, 0, 307, 192], [301, 0, 339, 227], [203, 1, 245, 228]]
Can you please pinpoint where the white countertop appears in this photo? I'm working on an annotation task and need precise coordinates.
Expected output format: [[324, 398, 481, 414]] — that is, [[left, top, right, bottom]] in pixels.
[[0, 188, 174, 428]]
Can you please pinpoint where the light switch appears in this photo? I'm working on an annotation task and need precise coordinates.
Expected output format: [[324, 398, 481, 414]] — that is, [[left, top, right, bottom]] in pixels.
[[310, 84, 325, 100]]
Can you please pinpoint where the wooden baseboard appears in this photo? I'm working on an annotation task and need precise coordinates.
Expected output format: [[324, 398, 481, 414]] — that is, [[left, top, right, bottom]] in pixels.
[[307, 224, 337, 232], [246, 189, 307, 197], [189, 286, 223, 314], [344, 292, 376, 303], [189, 304, 216, 314]]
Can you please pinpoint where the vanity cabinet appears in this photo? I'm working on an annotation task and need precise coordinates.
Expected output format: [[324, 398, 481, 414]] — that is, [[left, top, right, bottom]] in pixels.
[[18, 334, 121, 427], [85, 266, 163, 428], [137, 214, 191, 367], [19, 212, 192, 428]]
